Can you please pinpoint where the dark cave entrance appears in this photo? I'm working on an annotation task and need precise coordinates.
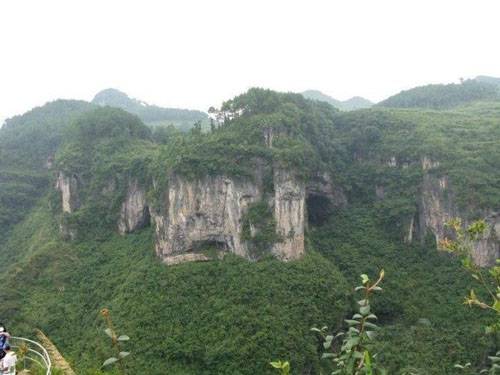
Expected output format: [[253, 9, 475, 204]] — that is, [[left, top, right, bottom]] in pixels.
[[307, 194, 333, 226], [191, 239, 229, 252]]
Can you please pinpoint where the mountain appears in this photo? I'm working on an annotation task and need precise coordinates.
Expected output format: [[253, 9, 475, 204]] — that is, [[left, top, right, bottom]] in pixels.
[[0, 100, 94, 243], [378, 79, 500, 109], [0, 87, 499, 373], [301, 89, 373, 110], [475, 75, 500, 87], [92, 88, 208, 131]]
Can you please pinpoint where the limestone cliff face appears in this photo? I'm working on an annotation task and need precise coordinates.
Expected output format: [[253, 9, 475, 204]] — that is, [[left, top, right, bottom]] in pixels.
[[272, 168, 306, 260], [473, 213, 500, 267], [55, 172, 80, 240], [151, 174, 263, 261], [418, 161, 457, 246], [53, 157, 315, 265], [413, 157, 499, 266], [118, 180, 150, 234], [55, 172, 80, 213], [149, 168, 306, 264]]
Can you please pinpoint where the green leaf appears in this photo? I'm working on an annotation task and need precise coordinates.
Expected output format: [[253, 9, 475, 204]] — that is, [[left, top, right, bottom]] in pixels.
[[345, 337, 360, 349], [364, 351, 373, 375], [364, 322, 379, 330], [360, 305, 371, 315], [117, 335, 130, 341], [102, 357, 119, 367], [104, 328, 113, 338], [345, 319, 360, 326], [493, 300, 500, 313], [270, 361, 281, 369], [119, 351, 130, 358], [361, 274, 369, 285], [323, 335, 334, 349]]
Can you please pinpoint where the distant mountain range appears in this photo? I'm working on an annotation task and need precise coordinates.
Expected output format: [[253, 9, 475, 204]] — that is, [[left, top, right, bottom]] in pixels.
[[301, 90, 373, 111], [377, 76, 500, 110], [92, 88, 208, 130]]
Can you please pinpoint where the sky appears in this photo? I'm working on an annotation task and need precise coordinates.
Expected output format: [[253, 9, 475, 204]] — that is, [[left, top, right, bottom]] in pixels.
[[2, 0, 500, 122]]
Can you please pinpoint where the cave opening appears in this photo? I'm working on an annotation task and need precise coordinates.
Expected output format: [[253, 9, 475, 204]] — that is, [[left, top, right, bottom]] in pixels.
[[191, 239, 229, 252], [307, 194, 333, 226]]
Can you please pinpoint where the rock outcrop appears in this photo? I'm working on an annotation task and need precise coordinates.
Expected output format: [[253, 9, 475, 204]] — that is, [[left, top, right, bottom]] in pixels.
[[151, 174, 263, 261], [272, 169, 306, 260], [55, 172, 80, 213], [471, 212, 499, 267], [118, 180, 149, 234], [410, 157, 499, 266], [149, 168, 306, 264]]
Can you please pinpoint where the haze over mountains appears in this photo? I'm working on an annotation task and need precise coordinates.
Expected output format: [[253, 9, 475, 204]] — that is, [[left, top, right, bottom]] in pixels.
[[92, 88, 208, 131], [301, 90, 374, 111]]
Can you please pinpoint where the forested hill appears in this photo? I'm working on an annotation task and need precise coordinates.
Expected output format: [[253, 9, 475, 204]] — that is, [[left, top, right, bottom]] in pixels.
[[301, 89, 373, 110], [0, 86, 498, 374], [92, 88, 208, 130], [378, 78, 500, 109]]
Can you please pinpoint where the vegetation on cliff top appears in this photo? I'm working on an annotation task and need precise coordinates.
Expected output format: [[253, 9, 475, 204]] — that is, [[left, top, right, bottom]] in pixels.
[[92, 88, 208, 131], [0, 86, 498, 373], [377, 79, 499, 109]]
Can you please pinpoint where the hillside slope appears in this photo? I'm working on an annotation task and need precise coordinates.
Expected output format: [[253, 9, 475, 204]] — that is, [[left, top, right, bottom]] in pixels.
[[378, 79, 500, 109], [0, 88, 498, 374], [92, 88, 208, 131]]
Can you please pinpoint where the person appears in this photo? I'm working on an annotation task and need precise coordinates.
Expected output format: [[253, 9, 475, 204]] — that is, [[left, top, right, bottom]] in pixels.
[[0, 326, 10, 361], [0, 345, 16, 375]]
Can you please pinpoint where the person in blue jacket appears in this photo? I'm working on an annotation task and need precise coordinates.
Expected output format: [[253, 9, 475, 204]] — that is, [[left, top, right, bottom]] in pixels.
[[0, 325, 10, 361]]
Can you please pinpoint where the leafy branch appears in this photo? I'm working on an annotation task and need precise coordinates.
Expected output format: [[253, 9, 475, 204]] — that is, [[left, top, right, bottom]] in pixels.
[[312, 269, 386, 375], [100, 308, 131, 374]]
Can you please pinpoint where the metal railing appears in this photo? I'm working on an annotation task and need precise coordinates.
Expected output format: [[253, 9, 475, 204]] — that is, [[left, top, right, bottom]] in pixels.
[[9, 336, 51, 375]]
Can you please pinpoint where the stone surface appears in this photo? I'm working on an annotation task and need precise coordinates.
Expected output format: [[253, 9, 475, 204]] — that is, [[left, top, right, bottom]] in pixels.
[[412, 156, 499, 266], [307, 172, 347, 208], [118, 180, 149, 234], [163, 253, 211, 266], [472, 212, 500, 267], [272, 168, 305, 261], [151, 174, 263, 259], [150, 167, 306, 264], [55, 172, 80, 213]]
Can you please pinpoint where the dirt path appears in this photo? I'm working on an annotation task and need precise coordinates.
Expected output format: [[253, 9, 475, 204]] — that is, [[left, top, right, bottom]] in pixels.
[[35, 330, 76, 375]]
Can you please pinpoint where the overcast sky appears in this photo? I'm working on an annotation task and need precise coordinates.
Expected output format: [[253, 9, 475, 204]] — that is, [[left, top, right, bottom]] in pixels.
[[1, 0, 500, 122]]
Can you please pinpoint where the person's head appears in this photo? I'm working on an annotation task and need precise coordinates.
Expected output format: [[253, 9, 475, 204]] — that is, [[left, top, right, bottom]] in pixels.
[[3, 344, 10, 352], [0, 324, 6, 333]]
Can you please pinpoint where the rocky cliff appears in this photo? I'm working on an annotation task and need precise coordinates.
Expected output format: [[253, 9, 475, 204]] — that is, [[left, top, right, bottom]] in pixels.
[[55, 172, 80, 213], [151, 174, 263, 261], [151, 168, 306, 264], [118, 180, 150, 234], [56, 167, 308, 264], [412, 157, 499, 266]]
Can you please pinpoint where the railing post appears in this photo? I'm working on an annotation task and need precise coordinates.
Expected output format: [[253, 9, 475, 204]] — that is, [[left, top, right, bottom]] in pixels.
[[9, 336, 52, 374]]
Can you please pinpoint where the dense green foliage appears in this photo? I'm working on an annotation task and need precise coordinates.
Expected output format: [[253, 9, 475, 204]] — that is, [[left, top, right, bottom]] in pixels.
[[92, 88, 208, 131], [241, 201, 281, 258], [0, 85, 499, 374], [55, 107, 157, 239], [0, 100, 94, 242], [0, 204, 348, 374], [378, 79, 500, 109], [310, 207, 493, 374], [331, 106, 500, 215]]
